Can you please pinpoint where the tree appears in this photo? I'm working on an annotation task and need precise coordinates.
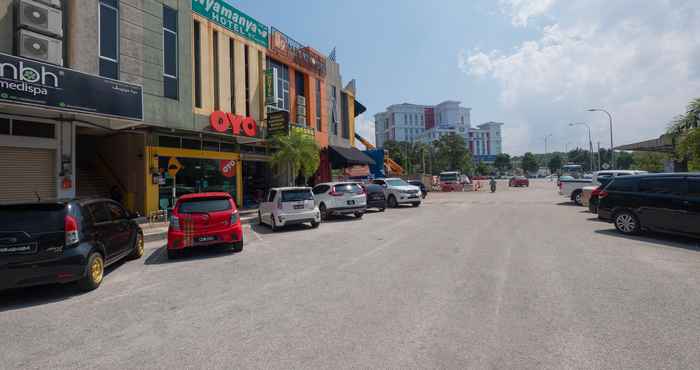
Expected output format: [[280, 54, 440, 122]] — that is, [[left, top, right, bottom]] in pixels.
[[433, 133, 473, 175], [677, 128, 700, 171], [669, 98, 700, 170], [631, 152, 669, 172], [615, 151, 635, 170], [521, 152, 539, 174], [270, 130, 320, 186], [548, 154, 563, 174], [494, 153, 512, 173]]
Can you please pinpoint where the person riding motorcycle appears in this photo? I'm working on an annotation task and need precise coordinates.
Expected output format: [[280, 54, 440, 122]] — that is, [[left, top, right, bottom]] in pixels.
[[489, 177, 497, 193]]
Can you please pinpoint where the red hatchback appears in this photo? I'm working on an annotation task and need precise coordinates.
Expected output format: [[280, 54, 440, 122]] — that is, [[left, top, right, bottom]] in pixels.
[[509, 176, 530, 187], [167, 193, 242, 259]]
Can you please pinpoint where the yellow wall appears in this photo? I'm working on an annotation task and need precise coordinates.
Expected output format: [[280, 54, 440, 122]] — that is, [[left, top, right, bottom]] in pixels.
[[144, 146, 242, 216], [346, 91, 356, 147]]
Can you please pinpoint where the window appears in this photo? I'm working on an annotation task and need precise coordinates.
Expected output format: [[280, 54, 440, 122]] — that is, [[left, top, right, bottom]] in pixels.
[[267, 190, 277, 202], [244, 45, 250, 116], [0, 118, 10, 135], [312, 185, 329, 195], [638, 178, 684, 196], [213, 31, 220, 110], [341, 92, 349, 139], [99, 0, 119, 79], [229, 39, 236, 113], [281, 190, 313, 202], [88, 203, 111, 224], [296, 72, 305, 98], [315, 79, 322, 131], [606, 178, 635, 192], [181, 138, 201, 150], [158, 135, 180, 148], [12, 120, 54, 138], [179, 198, 232, 213], [330, 85, 338, 134], [193, 20, 202, 108], [688, 180, 700, 198], [163, 6, 178, 99], [107, 202, 127, 220], [267, 58, 290, 112]]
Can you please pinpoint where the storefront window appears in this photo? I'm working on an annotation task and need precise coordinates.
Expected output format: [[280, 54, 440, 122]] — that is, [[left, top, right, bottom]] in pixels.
[[158, 156, 237, 211], [267, 58, 289, 112]]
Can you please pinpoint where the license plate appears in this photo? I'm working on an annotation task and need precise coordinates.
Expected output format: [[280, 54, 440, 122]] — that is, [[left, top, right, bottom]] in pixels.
[[294, 204, 304, 209], [0, 243, 37, 255], [347, 200, 355, 205], [196, 236, 217, 243]]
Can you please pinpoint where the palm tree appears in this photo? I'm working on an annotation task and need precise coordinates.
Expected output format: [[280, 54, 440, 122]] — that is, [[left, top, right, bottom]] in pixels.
[[668, 98, 700, 134], [270, 130, 320, 186]]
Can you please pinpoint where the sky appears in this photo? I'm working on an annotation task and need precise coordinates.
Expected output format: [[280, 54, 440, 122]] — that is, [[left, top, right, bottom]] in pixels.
[[227, 0, 700, 154]]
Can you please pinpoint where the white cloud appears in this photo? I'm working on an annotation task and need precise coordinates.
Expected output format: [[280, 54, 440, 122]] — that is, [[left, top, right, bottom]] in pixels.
[[354, 114, 376, 150], [461, 0, 700, 155], [500, 0, 556, 27]]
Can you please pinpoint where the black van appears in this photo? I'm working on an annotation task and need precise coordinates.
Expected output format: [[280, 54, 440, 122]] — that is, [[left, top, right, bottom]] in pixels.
[[597, 173, 700, 237], [0, 199, 144, 292]]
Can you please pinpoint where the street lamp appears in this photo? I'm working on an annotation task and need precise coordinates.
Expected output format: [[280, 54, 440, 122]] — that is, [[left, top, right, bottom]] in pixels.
[[587, 108, 614, 169], [569, 122, 595, 172]]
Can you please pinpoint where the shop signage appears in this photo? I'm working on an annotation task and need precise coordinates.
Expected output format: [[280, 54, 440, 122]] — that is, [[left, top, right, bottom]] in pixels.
[[267, 110, 289, 136], [210, 110, 259, 138], [264, 69, 274, 105], [167, 157, 183, 177], [192, 0, 269, 48], [269, 27, 326, 77], [0, 53, 143, 121], [220, 159, 237, 178]]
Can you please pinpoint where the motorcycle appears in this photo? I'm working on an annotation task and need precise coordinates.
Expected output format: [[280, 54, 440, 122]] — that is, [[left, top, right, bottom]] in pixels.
[[490, 180, 497, 193]]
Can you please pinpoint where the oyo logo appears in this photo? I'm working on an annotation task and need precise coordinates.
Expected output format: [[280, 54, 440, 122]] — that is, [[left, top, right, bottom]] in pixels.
[[0, 60, 59, 88], [210, 111, 258, 137], [220, 159, 237, 178]]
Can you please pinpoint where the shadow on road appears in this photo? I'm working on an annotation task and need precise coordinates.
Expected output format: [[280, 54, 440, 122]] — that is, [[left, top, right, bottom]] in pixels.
[[556, 201, 579, 207], [250, 222, 317, 235], [144, 245, 240, 265], [595, 229, 700, 252]]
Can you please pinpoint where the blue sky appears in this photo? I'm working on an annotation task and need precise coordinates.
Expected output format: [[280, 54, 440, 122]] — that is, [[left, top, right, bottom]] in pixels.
[[227, 0, 700, 154]]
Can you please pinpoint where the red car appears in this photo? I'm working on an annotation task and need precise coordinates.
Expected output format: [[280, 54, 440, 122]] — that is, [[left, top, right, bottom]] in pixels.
[[167, 192, 242, 259], [509, 176, 530, 187]]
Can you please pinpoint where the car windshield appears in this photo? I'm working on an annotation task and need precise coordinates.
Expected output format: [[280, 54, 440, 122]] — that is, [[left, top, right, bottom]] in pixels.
[[0, 204, 66, 233], [281, 190, 313, 202], [386, 179, 409, 186], [333, 183, 362, 193], [178, 198, 231, 213], [440, 174, 458, 181]]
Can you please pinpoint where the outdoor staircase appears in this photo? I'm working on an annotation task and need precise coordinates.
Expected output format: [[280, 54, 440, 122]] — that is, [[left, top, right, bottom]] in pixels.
[[76, 167, 110, 199]]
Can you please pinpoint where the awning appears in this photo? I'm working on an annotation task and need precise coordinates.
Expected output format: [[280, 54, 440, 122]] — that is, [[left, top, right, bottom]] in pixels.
[[615, 134, 675, 153], [354, 99, 367, 117], [328, 145, 376, 168]]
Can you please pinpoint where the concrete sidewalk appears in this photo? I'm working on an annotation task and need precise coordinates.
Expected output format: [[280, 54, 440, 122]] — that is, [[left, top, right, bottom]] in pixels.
[[140, 211, 259, 243]]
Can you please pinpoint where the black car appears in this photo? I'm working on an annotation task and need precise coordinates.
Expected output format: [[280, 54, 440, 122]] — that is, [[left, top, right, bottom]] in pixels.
[[598, 173, 700, 237], [362, 183, 387, 211], [588, 176, 614, 213], [0, 199, 144, 292], [407, 180, 428, 199]]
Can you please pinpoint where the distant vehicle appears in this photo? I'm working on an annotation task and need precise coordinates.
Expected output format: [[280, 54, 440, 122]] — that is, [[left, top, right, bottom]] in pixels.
[[0, 199, 144, 292], [312, 182, 367, 219], [598, 173, 700, 237], [562, 164, 584, 179], [258, 187, 320, 231], [509, 176, 530, 187], [407, 180, 428, 199], [361, 183, 387, 211], [439, 171, 465, 192], [371, 178, 422, 207], [167, 192, 243, 259], [581, 170, 648, 211], [558, 176, 593, 205]]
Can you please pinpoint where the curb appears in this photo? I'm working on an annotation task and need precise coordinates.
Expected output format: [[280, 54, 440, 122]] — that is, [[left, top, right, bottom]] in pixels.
[[142, 216, 258, 243]]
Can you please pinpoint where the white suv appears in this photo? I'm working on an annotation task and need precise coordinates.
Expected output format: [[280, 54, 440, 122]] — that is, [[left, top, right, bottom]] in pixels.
[[371, 178, 422, 208], [312, 182, 367, 220], [258, 187, 321, 231]]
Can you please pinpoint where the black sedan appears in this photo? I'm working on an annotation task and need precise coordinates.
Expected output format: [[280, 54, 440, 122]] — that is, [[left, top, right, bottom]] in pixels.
[[362, 183, 387, 211], [407, 180, 428, 199]]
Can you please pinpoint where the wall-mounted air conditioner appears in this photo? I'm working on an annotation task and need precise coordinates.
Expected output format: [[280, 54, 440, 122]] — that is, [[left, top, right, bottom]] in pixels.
[[17, 0, 63, 37], [32, 0, 62, 8], [18, 29, 63, 65]]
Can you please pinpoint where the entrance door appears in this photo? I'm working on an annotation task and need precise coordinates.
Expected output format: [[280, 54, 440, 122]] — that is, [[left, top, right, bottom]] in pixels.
[[0, 146, 56, 203]]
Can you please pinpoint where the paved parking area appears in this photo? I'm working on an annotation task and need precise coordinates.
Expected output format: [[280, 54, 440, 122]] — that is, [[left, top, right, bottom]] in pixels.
[[2, 180, 699, 369]]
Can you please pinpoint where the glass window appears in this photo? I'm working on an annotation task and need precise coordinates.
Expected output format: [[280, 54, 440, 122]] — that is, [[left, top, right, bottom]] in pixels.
[[267, 190, 277, 202], [158, 157, 238, 210], [229, 39, 236, 113], [688, 180, 700, 198], [178, 198, 232, 213], [312, 185, 329, 194], [332, 183, 362, 193], [203, 141, 219, 152], [99, 1, 119, 79], [106, 202, 127, 220], [0, 118, 10, 135], [341, 92, 349, 139], [213, 31, 220, 110], [163, 6, 178, 100], [296, 72, 305, 98], [88, 203, 111, 224], [330, 85, 338, 134], [244, 45, 250, 116], [158, 135, 180, 148], [181, 138, 201, 150], [315, 79, 322, 131], [386, 179, 409, 186], [638, 178, 685, 196], [267, 58, 289, 112], [606, 178, 635, 192], [12, 120, 54, 138], [281, 189, 313, 202], [0, 203, 66, 233], [193, 20, 202, 108]]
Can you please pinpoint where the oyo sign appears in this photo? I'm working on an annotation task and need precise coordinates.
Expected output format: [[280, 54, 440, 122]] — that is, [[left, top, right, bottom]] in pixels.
[[210, 111, 258, 138], [220, 159, 237, 178]]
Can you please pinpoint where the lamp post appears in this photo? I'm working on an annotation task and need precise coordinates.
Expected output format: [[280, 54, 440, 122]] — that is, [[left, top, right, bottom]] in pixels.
[[569, 122, 594, 172], [587, 108, 614, 169]]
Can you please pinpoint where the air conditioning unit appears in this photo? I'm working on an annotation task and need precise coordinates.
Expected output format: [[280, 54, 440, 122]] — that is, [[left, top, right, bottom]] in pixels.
[[297, 104, 307, 116], [32, 0, 62, 8], [296, 95, 306, 107], [18, 29, 63, 65], [17, 0, 63, 37]]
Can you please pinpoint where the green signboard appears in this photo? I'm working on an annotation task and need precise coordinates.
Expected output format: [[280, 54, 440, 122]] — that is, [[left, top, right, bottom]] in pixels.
[[192, 0, 269, 48]]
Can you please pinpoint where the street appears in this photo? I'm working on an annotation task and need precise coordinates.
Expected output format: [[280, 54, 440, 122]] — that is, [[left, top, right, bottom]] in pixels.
[[2, 180, 700, 370]]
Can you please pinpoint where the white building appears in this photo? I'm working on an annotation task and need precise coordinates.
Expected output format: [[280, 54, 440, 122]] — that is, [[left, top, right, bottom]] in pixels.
[[374, 100, 503, 162]]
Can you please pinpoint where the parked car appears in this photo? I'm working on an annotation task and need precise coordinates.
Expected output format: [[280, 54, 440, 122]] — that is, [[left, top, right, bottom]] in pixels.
[[407, 180, 428, 198], [558, 176, 593, 205], [258, 187, 320, 231], [581, 170, 647, 210], [509, 176, 530, 187], [371, 178, 422, 207], [0, 199, 144, 292], [598, 173, 700, 237], [587, 177, 613, 213], [167, 192, 242, 259], [361, 183, 387, 211], [312, 182, 367, 219]]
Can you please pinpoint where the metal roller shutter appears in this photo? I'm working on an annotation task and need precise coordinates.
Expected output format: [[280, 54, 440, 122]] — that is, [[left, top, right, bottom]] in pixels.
[[0, 146, 56, 204]]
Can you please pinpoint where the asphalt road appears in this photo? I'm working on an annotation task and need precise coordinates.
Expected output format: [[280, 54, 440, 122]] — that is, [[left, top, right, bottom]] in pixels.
[[2, 180, 700, 369]]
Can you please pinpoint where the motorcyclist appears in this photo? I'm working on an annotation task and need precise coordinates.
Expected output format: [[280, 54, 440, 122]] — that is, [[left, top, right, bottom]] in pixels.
[[489, 176, 497, 193]]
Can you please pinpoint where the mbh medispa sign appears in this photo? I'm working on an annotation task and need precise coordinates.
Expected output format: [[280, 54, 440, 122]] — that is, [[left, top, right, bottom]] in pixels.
[[192, 0, 269, 48], [0, 53, 143, 121]]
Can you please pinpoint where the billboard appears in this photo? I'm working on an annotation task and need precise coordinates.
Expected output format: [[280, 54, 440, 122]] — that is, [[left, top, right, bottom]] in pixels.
[[192, 0, 269, 48]]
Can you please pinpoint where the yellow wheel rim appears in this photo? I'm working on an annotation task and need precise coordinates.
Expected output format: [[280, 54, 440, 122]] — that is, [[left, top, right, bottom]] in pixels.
[[137, 235, 145, 255], [91, 256, 104, 284]]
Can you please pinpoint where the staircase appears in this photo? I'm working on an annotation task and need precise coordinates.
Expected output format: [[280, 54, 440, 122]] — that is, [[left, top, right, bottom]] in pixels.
[[76, 167, 110, 199]]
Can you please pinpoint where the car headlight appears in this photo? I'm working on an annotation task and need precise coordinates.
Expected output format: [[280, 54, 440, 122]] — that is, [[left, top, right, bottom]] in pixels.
[[400, 189, 411, 194]]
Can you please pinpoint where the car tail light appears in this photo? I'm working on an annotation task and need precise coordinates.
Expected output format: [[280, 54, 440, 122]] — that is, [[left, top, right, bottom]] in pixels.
[[230, 211, 239, 225], [598, 190, 609, 199], [329, 187, 343, 196], [591, 187, 602, 197], [64, 215, 79, 246], [170, 215, 181, 231]]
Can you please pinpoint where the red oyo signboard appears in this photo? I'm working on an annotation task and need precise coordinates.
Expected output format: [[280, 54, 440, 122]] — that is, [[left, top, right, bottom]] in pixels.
[[220, 159, 237, 178], [210, 111, 258, 137]]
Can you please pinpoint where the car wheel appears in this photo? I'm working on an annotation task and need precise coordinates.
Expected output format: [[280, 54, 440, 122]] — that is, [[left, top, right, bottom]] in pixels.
[[379, 208, 386, 212], [311, 220, 320, 228], [319, 203, 329, 220], [230, 241, 243, 253], [614, 211, 641, 235], [354, 212, 364, 219], [77, 252, 104, 292], [388, 195, 398, 208], [128, 231, 145, 260], [166, 248, 179, 260], [572, 190, 583, 206], [412, 202, 420, 207]]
